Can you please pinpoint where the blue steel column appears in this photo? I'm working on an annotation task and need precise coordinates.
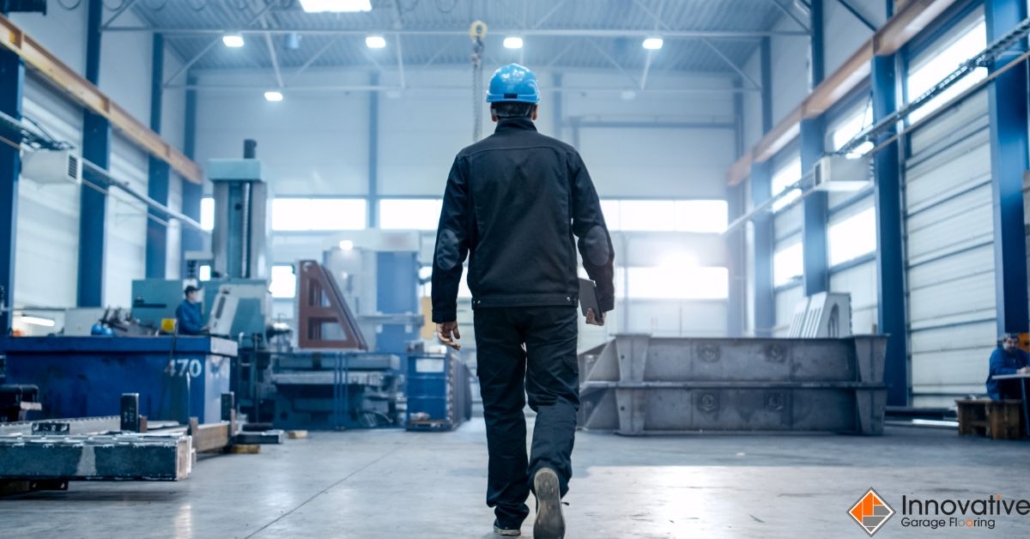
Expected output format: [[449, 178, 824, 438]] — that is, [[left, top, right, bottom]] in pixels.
[[180, 73, 203, 277], [986, 0, 1030, 334], [0, 26, 24, 333], [872, 52, 908, 406], [146, 33, 171, 278], [78, 0, 110, 307], [367, 72, 379, 228], [727, 78, 746, 337], [751, 37, 775, 337], [801, 0, 828, 297]]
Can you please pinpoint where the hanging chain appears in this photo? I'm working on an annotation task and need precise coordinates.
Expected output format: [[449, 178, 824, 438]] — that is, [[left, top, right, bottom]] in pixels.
[[470, 21, 488, 142]]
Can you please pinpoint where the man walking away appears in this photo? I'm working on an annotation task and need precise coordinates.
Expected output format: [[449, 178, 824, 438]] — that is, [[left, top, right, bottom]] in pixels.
[[431, 63, 615, 539]]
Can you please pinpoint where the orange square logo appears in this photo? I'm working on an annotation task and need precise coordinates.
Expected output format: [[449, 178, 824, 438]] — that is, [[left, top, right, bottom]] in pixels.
[[848, 488, 895, 536]]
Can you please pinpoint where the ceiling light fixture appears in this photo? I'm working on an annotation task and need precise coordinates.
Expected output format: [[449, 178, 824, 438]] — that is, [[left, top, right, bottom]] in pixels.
[[222, 34, 245, 48], [339, 240, 355, 251], [365, 35, 387, 49], [299, 0, 372, 13], [642, 37, 664, 50], [503, 36, 524, 49], [264, 90, 284, 102]]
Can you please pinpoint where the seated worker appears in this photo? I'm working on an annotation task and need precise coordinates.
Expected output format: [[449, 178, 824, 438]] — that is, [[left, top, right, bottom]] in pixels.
[[175, 285, 207, 335], [985, 333, 1030, 400]]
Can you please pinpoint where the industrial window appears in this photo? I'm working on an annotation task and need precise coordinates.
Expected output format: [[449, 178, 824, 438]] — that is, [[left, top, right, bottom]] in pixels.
[[770, 157, 802, 212], [198, 264, 211, 282], [905, 16, 987, 124], [830, 102, 875, 156], [379, 199, 443, 230], [600, 199, 727, 233], [269, 265, 297, 299], [828, 207, 877, 267], [271, 198, 367, 231], [617, 266, 729, 300], [200, 197, 214, 231], [773, 241, 803, 286]]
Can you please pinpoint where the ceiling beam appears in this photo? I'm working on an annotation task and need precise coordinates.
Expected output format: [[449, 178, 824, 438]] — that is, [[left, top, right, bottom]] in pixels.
[[103, 28, 810, 38]]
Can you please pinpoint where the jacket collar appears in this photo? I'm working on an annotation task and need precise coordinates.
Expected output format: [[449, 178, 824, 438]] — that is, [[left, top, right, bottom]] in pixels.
[[495, 117, 538, 133]]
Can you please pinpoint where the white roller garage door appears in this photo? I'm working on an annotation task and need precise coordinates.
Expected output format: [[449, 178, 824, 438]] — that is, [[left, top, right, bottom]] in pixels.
[[904, 90, 995, 407]]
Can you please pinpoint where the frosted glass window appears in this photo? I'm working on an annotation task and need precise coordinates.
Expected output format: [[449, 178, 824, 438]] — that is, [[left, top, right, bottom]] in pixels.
[[269, 265, 297, 299], [198, 265, 211, 282], [831, 103, 874, 155], [618, 201, 676, 231], [200, 197, 214, 231], [906, 18, 987, 123], [379, 199, 443, 230], [674, 200, 728, 233], [622, 267, 729, 300], [271, 198, 366, 231], [600, 200, 621, 229], [828, 207, 877, 266], [773, 242, 804, 286], [771, 157, 802, 212]]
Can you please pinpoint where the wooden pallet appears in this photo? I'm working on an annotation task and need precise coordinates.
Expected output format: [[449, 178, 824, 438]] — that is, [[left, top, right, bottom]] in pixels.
[[956, 399, 1024, 440]]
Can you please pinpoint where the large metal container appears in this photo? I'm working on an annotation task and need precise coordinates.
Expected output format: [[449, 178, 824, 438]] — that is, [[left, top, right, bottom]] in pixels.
[[0, 336, 236, 424], [577, 335, 888, 435], [405, 351, 473, 432]]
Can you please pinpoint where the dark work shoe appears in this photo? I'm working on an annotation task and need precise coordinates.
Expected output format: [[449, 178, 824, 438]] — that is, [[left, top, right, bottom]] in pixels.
[[533, 468, 565, 539], [493, 519, 521, 536]]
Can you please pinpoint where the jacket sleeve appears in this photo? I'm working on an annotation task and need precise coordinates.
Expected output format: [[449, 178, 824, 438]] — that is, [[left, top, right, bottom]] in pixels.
[[989, 349, 1020, 376], [431, 157, 471, 323], [569, 151, 616, 312]]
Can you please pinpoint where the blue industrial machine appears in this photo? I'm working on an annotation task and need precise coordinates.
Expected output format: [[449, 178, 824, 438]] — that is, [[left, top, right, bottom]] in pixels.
[[0, 336, 234, 424]]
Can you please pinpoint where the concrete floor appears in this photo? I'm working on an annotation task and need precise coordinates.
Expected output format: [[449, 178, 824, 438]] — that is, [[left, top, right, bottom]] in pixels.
[[1, 420, 1028, 538]]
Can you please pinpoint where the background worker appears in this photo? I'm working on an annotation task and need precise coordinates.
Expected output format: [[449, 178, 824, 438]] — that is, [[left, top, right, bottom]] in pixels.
[[986, 333, 1030, 400], [431, 63, 615, 539], [175, 285, 207, 336]]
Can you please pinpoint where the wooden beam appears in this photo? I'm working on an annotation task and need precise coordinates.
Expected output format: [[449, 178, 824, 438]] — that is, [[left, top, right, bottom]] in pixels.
[[0, 14, 202, 185], [725, 0, 959, 187]]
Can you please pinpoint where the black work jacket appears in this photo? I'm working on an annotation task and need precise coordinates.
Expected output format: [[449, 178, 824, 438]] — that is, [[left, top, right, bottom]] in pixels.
[[431, 118, 615, 323]]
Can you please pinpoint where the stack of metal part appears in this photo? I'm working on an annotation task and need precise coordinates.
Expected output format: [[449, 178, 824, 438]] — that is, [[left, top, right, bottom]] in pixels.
[[577, 335, 889, 435]]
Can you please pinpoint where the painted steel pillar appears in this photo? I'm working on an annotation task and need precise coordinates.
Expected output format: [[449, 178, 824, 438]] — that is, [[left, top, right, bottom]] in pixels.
[[809, 0, 825, 88], [367, 72, 379, 228], [751, 161, 775, 337], [180, 73, 203, 277], [727, 78, 746, 337], [872, 53, 907, 406], [77, 0, 109, 307], [0, 38, 24, 333], [800, 117, 828, 296], [986, 0, 1030, 334], [146, 33, 171, 279]]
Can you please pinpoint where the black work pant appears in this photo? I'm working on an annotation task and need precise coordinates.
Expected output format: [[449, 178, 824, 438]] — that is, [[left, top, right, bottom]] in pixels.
[[473, 306, 580, 527]]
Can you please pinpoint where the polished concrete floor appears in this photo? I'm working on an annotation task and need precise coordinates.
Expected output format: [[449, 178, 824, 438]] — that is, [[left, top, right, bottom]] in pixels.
[[2, 420, 1029, 538]]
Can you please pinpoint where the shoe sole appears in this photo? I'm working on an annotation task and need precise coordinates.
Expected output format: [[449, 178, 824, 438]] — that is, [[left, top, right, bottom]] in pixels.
[[533, 469, 565, 539], [494, 526, 520, 537]]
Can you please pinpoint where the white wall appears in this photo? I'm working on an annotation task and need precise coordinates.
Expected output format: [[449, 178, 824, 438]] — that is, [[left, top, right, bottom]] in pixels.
[[10, 5, 188, 310]]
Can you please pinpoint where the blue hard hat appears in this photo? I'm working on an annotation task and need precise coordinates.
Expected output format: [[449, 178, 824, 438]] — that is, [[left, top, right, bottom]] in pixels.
[[486, 63, 540, 104]]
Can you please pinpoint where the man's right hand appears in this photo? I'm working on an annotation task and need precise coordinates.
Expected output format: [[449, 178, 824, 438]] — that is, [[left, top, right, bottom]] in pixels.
[[585, 309, 605, 327], [437, 321, 461, 350]]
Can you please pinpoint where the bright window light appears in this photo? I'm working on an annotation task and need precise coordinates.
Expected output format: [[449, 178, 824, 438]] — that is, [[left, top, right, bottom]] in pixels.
[[222, 34, 244, 48], [618, 200, 676, 231], [906, 18, 987, 124], [271, 198, 367, 231], [270, 265, 297, 298], [379, 199, 443, 230], [199, 265, 212, 281], [264, 90, 284, 102], [831, 103, 874, 153], [365, 35, 387, 49], [643, 37, 664, 50], [200, 197, 214, 231], [503, 36, 524, 49], [771, 157, 803, 212], [622, 267, 728, 300], [674, 200, 728, 233], [18, 315, 55, 327], [339, 240, 355, 251], [299, 0, 372, 12], [828, 207, 877, 266], [773, 242, 804, 286], [600, 200, 621, 229]]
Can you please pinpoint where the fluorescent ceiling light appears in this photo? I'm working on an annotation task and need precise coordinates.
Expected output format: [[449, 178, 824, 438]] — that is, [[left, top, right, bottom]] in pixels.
[[264, 90, 284, 102], [339, 240, 355, 251], [365, 35, 387, 49], [19, 315, 55, 327], [503, 36, 523, 49], [222, 34, 245, 48], [643, 37, 664, 50], [300, 0, 372, 12]]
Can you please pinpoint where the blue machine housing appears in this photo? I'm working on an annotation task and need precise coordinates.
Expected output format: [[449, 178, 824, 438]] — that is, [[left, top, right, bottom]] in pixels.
[[0, 336, 235, 424], [405, 350, 473, 431]]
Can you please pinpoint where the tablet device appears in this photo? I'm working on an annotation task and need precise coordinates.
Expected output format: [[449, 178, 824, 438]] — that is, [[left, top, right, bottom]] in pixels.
[[579, 278, 601, 317]]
